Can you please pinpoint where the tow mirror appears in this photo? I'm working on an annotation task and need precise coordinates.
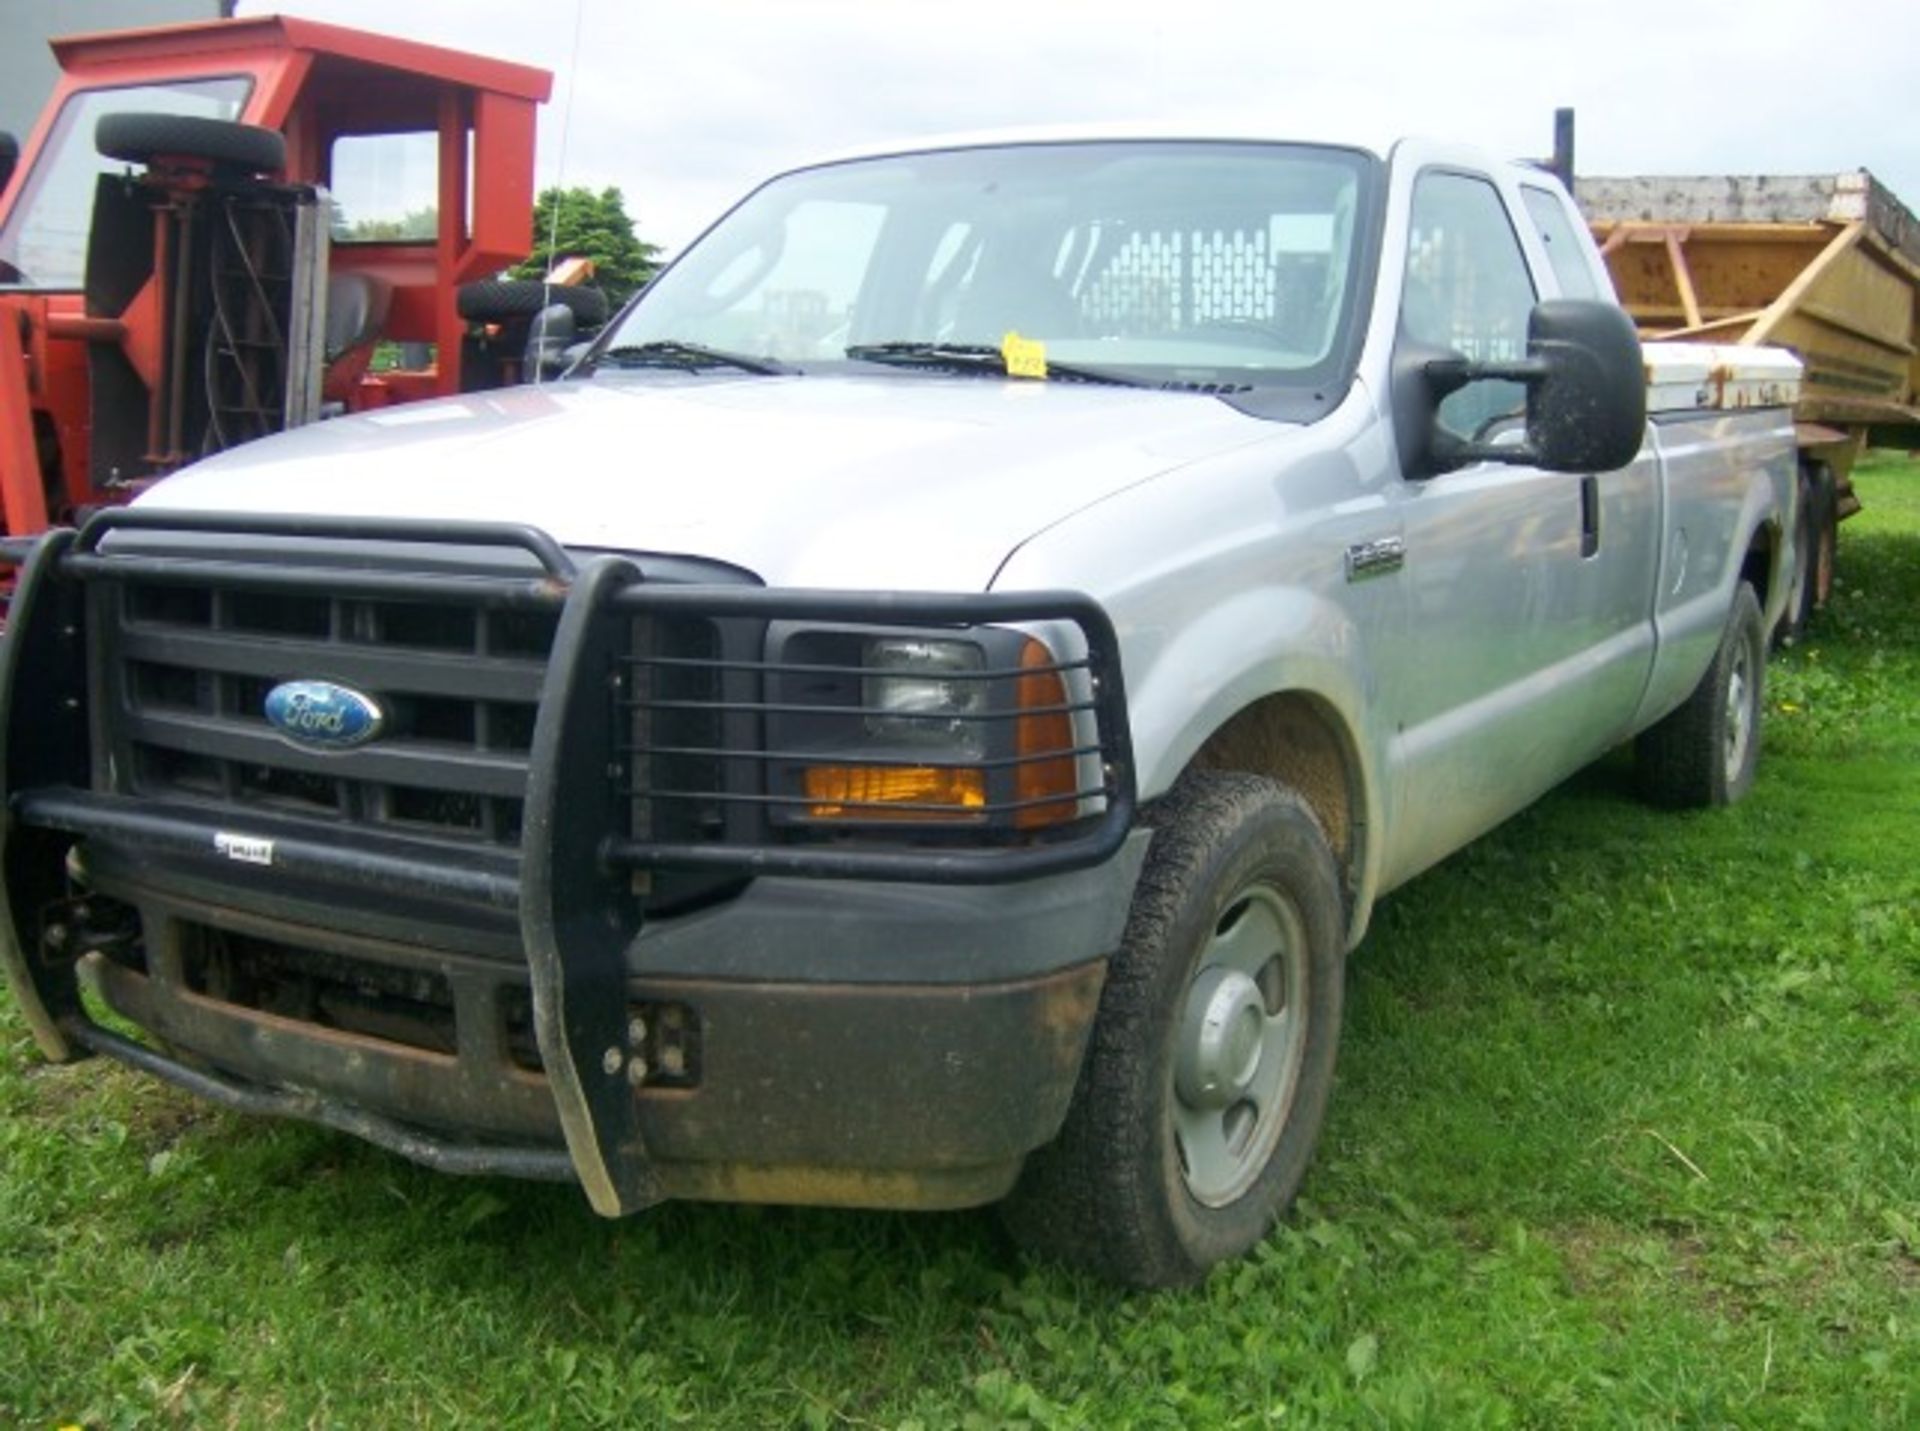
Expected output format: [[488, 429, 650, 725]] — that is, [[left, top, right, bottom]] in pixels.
[[1516, 300, 1646, 471], [1398, 299, 1645, 476]]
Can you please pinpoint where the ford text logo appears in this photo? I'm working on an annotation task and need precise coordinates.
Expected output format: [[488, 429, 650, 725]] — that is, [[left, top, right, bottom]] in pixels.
[[263, 680, 385, 750]]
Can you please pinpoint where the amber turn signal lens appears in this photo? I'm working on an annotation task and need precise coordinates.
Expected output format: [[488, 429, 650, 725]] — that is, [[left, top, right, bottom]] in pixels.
[[804, 764, 986, 819], [1014, 637, 1079, 830]]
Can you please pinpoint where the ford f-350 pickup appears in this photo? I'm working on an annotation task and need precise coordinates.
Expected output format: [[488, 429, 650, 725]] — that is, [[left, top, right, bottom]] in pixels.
[[0, 132, 1800, 1285]]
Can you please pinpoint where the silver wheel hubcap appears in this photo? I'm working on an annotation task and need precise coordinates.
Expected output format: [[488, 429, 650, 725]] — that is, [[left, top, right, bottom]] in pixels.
[[1725, 639, 1753, 781], [1172, 883, 1309, 1208], [1175, 967, 1267, 1108]]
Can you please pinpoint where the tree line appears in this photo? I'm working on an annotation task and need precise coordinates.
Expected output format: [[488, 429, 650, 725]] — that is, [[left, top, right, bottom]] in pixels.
[[335, 186, 660, 307]]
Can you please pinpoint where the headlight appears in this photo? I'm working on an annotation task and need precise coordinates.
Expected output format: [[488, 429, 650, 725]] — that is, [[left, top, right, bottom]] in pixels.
[[769, 627, 1083, 831], [862, 639, 987, 754]]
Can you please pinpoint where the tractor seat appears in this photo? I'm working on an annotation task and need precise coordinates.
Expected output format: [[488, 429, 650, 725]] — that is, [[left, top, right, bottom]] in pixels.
[[321, 272, 394, 403]]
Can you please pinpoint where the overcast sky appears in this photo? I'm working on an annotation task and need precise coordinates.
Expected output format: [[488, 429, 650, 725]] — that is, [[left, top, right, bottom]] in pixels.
[[240, 0, 1920, 255]]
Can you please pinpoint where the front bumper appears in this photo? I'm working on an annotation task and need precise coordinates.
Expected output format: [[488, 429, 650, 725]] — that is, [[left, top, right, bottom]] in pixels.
[[59, 845, 1142, 1209], [0, 513, 1140, 1212]]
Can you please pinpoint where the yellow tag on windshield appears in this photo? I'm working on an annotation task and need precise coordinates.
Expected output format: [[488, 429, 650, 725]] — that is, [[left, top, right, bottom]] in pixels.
[[1000, 331, 1049, 380]]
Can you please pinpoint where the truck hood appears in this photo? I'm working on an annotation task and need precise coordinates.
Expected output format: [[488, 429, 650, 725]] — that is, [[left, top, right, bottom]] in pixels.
[[136, 375, 1282, 588]]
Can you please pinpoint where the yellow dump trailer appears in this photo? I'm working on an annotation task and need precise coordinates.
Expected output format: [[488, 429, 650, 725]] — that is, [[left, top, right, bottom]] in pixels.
[[1578, 171, 1920, 617]]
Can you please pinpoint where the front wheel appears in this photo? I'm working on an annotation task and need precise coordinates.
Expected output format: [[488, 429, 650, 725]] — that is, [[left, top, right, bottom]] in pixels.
[[1636, 581, 1766, 808], [1001, 772, 1346, 1287]]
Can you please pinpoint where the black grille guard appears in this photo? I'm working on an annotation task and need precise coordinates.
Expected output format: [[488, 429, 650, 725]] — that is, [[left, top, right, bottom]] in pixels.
[[0, 510, 1137, 1213]]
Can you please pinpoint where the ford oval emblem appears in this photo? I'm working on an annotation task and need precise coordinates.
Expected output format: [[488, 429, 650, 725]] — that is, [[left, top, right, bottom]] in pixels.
[[263, 680, 385, 750]]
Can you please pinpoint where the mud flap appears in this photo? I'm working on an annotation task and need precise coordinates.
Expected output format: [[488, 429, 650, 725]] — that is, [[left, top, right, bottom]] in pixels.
[[519, 555, 660, 1215]]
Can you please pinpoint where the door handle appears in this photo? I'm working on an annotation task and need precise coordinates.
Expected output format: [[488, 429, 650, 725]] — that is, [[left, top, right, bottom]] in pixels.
[[1580, 475, 1600, 558]]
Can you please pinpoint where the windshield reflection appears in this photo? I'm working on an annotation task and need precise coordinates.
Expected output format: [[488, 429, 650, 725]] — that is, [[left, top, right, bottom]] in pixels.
[[599, 142, 1377, 392]]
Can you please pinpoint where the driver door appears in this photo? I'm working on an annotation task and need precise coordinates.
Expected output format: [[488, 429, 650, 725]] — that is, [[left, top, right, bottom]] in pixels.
[[1378, 168, 1658, 885]]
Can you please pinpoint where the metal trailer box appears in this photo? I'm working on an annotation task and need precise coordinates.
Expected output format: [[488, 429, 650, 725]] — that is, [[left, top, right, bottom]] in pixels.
[[1580, 169, 1920, 467]]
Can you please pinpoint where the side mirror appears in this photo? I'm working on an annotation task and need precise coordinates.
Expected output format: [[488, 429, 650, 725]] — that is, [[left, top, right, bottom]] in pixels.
[[1396, 299, 1645, 476], [1516, 300, 1646, 472]]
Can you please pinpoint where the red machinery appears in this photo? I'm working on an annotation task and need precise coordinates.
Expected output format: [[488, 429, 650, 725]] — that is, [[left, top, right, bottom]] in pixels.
[[0, 14, 553, 542]]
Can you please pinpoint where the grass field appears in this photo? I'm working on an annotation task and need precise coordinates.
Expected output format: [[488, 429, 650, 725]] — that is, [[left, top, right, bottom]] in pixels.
[[3, 461, 1916, 1427]]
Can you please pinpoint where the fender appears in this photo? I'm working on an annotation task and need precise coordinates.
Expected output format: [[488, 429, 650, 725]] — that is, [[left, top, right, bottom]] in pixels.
[[1103, 577, 1388, 945]]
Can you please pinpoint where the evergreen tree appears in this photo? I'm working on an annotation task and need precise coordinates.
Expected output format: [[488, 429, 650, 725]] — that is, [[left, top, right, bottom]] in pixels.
[[511, 186, 661, 306]]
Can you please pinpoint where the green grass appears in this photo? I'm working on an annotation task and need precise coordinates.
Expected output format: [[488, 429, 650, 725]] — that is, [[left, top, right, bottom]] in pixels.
[[4, 462, 1918, 1428]]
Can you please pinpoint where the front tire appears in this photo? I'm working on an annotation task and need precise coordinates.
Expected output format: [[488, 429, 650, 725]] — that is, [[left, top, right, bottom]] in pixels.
[[1001, 773, 1346, 1287], [1636, 581, 1766, 808]]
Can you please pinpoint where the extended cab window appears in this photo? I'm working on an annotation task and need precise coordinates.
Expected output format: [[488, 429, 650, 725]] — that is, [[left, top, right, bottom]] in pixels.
[[1521, 186, 1602, 300], [1402, 172, 1537, 443]]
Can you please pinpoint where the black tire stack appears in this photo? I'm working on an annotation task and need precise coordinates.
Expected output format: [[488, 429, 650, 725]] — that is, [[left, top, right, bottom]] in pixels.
[[456, 280, 609, 327], [95, 113, 285, 174]]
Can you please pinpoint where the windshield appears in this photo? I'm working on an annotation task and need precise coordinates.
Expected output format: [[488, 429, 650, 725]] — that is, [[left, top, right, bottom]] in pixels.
[[0, 77, 252, 289], [599, 141, 1378, 393]]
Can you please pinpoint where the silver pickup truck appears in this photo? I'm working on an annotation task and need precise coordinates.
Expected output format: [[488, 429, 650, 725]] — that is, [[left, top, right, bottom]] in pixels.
[[0, 131, 1800, 1286]]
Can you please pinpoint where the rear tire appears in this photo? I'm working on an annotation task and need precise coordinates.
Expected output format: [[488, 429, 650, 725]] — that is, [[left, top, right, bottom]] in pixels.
[[95, 113, 285, 174], [1774, 465, 1816, 647], [1636, 581, 1766, 809], [1001, 772, 1345, 1287], [1801, 461, 1838, 627]]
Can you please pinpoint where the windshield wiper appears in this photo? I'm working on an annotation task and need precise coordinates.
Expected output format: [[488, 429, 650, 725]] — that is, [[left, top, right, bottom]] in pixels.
[[843, 342, 1143, 387], [592, 341, 792, 376]]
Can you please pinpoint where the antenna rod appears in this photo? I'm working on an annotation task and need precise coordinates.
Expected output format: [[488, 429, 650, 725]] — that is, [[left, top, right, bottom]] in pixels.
[[1552, 107, 1576, 190]]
